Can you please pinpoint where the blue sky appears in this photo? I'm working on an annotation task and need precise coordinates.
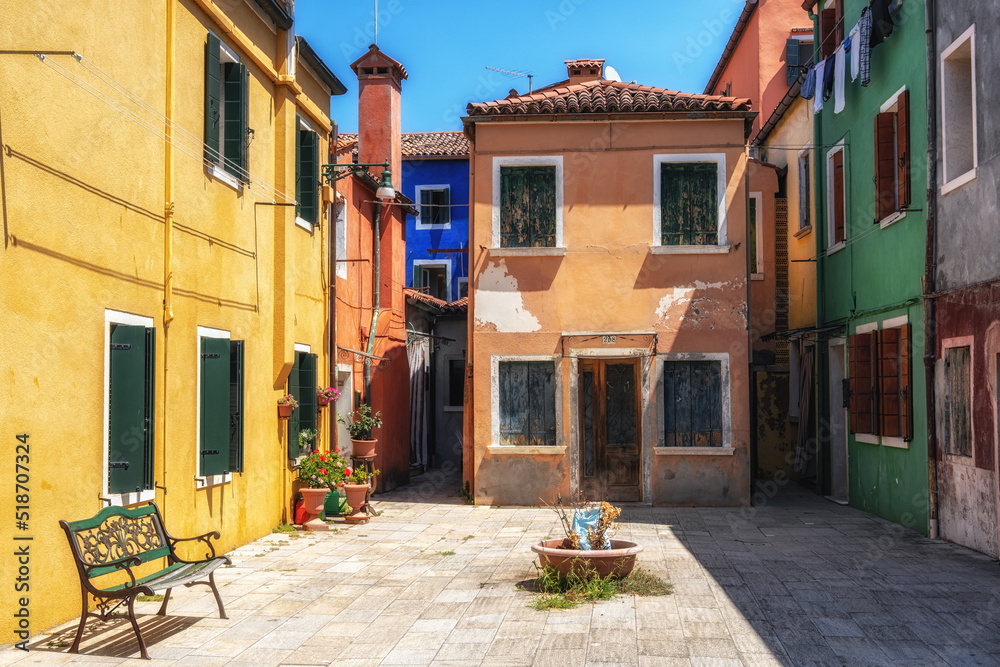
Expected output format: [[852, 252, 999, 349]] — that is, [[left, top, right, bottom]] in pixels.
[[295, 0, 746, 133]]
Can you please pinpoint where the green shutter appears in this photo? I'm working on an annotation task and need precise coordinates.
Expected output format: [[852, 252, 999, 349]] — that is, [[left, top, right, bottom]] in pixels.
[[499, 362, 554, 446], [412, 263, 421, 288], [287, 353, 301, 458], [786, 38, 800, 85], [229, 340, 244, 473], [500, 167, 528, 248], [299, 353, 317, 432], [440, 187, 451, 225], [204, 32, 221, 164], [661, 163, 718, 246], [663, 361, 722, 447], [529, 167, 556, 247], [109, 325, 147, 494], [420, 188, 432, 225], [499, 362, 528, 446], [144, 327, 156, 490], [223, 62, 244, 179], [200, 338, 230, 476], [297, 129, 318, 224], [749, 197, 758, 274]]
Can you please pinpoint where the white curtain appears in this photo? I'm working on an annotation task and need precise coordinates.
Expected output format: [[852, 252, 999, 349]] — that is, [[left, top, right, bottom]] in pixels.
[[408, 340, 429, 469]]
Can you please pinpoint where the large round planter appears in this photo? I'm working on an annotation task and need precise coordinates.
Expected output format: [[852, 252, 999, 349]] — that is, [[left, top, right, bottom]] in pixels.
[[299, 488, 330, 531], [342, 483, 370, 524], [278, 403, 294, 420], [351, 438, 378, 458], [531, 538, 643, 579]]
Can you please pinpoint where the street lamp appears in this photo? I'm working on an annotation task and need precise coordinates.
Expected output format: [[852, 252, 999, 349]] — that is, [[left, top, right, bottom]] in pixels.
[[322, 161, 395, 201]]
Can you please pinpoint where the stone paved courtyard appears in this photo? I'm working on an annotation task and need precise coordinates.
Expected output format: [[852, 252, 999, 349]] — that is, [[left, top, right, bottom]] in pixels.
[[6, 474, 1000, 666]]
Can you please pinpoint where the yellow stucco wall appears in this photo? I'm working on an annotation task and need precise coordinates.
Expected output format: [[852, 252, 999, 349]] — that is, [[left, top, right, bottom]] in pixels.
[[466, 118, 752, 507], [0, 0, 335, 645]]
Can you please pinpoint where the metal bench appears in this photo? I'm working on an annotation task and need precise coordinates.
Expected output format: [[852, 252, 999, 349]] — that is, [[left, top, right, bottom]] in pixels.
[[59, 503, 230, 659]]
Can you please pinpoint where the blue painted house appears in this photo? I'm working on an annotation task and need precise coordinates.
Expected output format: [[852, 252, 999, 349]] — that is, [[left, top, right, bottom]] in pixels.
[[400, 131, 469, 302]]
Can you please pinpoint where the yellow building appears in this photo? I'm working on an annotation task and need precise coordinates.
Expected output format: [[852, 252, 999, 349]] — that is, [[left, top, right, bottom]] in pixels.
[[0, 0, 344, 644]]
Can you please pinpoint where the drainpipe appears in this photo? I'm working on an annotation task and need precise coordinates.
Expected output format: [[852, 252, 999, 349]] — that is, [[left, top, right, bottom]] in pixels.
[[924, 0, 939, 539], [363, 200, 382, 401], [810, 6, 826, 496], [745, 145, 754, 497], [328, 125, 338, 452], [161, 0, 175, 515]]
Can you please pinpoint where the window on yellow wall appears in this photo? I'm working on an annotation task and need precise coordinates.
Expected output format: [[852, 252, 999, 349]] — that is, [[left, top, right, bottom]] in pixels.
[[499, 166, 556, 247], [205, 32, 249, 183]]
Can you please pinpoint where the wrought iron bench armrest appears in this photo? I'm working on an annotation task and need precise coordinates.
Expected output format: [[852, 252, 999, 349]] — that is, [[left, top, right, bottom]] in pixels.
[[165, 530, 223, 562]]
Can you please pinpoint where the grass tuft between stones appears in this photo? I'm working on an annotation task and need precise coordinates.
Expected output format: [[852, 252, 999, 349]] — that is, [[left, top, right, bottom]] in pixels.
[[524, 565, 672, 611]]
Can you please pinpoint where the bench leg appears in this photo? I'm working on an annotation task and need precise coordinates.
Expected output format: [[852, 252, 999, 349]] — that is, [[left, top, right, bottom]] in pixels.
[[208, 571, 228, 619], [156, 589, 171, 616], [69, 589, 88, 654], [126, 595, 150, 660]]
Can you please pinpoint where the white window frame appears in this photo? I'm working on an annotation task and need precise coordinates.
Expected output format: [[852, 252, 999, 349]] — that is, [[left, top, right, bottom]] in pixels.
[[654, 352, 734, 454], [750, 191, 764, 279], [457, 277, 469, 300], [491, 156, 565, 255], [413, 259, 451, 301], [489, 354, 563, 452], [415, 184, 452, 229], [795, 143, 812, 237], [941, 335, 975, 464], [940, 25, 978, 195], [852, 316, 910, 449], [196, 326, 233, 488], [207, 40, 242, 192], [335, 200, 347, 279], [103, 309, 156, 507], [652, 153, 729, 254], [878, 87, 908, 228], [825, 140, 846, 254]]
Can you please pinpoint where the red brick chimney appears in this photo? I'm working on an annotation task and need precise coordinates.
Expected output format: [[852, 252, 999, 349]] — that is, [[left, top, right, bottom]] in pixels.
[[350, 44, 408, 189], [565, 58, 605, 84]]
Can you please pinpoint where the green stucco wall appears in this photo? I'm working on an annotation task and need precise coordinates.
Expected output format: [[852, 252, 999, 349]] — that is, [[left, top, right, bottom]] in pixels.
[[813, 0, 929, 534]]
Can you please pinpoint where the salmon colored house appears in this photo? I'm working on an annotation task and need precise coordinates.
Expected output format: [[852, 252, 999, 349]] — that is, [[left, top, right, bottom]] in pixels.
[[462, 59, 756, 506], [330, 45, 415, 492]]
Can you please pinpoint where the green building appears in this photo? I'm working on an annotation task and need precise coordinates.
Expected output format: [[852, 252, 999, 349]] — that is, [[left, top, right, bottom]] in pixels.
[[806, 0, 929, 533]]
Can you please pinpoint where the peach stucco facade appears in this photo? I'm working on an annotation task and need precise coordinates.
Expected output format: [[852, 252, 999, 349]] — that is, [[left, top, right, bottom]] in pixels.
[[463, 113, 754, 507]]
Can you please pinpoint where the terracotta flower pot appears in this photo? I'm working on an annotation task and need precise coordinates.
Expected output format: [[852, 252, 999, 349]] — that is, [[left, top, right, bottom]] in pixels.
[[317, 398, 331, 409], [531, 538, 643, 579], [351, 438, 378, 458], [299, 488, 330, 531], [342, 483, 370, 524], [278, 403, 294, 420]]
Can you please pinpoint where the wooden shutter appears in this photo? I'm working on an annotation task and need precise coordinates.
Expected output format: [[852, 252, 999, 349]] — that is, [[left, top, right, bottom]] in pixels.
[[500, 167, 527, 248], [200, 337, 230, 476], [109, 325, 148, 494], [295, 126, 302, 219], [748, 196, 758, 274], [799, 153, 810, 229], [299, 353, 318, 433], [527, 362, 556, 446], [832, 150, 845, 243], [287, 353, 300, 458], [420, 188, 432, 225], [662, 163, 718, 246], [297, 130, 318, 224], [204, 32, 221, 164], [848, 333, 875, 434], [229, 340, 244, 473], [874, 112, 897, 221], [879, 325, 912, 439], [144, 327, 156, 490], [896, 90, 911, 209], [528, 167, 556, 247], [786, 38, 800, 86], [820, 8, 837, 58], [499, 361, 528, 445], [440, 187, 451, 225]]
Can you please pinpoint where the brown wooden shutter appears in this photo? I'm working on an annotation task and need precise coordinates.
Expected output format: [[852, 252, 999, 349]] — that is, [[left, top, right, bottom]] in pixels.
[[900, 324, 913, 440], [896, 90, 911, 209], [821, 8, 837, 58], [878, 328, 901, 437], [874, 112, 897, 221], [832, 150, 845, 244], [848, 333, 875, 434]]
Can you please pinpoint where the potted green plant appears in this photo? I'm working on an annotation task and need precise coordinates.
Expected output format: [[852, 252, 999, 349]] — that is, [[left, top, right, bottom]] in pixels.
[[277, 393, 298, 421], [317, 386, 340, 409], [296, 448, 349, 531], [338, 404, 382, 458], [297, 428, 317, 455], [342, 465, 380, 524]]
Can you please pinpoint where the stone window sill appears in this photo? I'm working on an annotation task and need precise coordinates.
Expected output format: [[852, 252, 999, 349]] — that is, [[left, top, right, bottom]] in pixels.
[[487, 445, 567, 455], [654, 447, 735, 456], [487, 247, 566, 257]]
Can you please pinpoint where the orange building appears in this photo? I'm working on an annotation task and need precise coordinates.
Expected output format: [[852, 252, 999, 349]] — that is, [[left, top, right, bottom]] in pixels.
[[330, 45, 414, 492], [704, 0, 819, 486], [462, 59, 756, 506]]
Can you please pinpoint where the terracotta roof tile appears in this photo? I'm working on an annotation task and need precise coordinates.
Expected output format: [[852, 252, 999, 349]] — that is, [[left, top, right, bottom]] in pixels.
[[401, 131, 469, 158], [404, 288, 447, 310], [441, 297, 467, 314], [467, 80, 751, 117]]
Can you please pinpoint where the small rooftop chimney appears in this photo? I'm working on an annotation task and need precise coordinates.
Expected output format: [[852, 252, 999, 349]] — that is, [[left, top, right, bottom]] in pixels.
[[564, 58, 605, 84], [350, 44, 408, 189]]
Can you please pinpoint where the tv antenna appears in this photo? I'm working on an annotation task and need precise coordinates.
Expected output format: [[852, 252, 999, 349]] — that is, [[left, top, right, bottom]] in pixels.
[[486, 66, 533, 94]]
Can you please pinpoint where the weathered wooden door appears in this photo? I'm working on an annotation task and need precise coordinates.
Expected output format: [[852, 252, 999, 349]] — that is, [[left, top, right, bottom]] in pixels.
[[579, 359, 641, 502]]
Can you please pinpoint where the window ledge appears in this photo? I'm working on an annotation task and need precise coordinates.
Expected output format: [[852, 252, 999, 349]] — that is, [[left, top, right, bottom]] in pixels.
[[207, 164, 242, 192], [879, 210, 907, 229], [295, 216, 316, 232], [941, 168, 977, 195], [196, 473, 232, 489], [416, 223, 452, 231], [751, 273, 764, 281], [855, 433, 879, 445], [650, 245, 732, 255], [793, 225, 813, 239], [106, 489, 156, 507], [881, 437, 909, 450], [827, 241, 846, 256], [488, 247, 566, 257], [945, 452, 975, 467], [487, 445, 567, 455], [655, 446, 735, 456], [443, 405, 464, 413]]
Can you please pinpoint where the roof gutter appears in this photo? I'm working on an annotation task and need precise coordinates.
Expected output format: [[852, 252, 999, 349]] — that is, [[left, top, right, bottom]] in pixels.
[[462, 110, 756, 125], [296, 36, 348, 95], [703, 0, 759, 95], [252, 0, 292, 30], [751, 72, 804, 146]]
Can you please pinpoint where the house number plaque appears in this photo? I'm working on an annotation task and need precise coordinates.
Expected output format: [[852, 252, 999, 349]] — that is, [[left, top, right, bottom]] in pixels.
[[602, 335, 617, 344]]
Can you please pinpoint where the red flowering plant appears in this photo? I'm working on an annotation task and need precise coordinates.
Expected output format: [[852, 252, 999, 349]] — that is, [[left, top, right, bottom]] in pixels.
[[296, 448, 350, 490]]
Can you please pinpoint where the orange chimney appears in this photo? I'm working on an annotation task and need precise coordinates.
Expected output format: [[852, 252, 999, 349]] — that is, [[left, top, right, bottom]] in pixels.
[[350, 44, 408, 188], [564, 58, 605, 84]]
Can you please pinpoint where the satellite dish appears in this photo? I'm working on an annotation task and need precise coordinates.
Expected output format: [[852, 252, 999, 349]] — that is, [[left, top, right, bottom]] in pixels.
[[604, 65, 622, 82]]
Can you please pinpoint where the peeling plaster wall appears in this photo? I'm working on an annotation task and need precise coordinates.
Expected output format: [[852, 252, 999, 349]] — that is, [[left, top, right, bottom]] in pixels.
[[467, 119, 751, 507]]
